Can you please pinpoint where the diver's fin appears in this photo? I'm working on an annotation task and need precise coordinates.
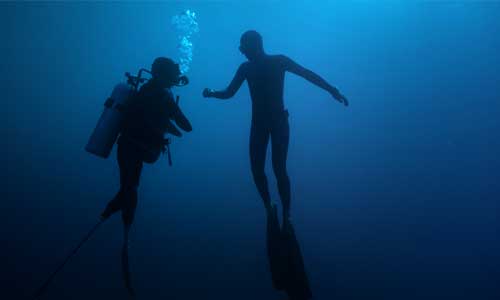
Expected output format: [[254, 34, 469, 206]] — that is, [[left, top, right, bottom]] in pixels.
[[122, 227, 136, 298], [266, 205, 287, 290], [283, 223, 312, 300]]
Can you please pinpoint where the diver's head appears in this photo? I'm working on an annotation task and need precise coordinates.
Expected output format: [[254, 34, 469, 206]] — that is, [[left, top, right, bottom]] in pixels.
[[239, 30, 264, 60], [151, 57, 186, 87]]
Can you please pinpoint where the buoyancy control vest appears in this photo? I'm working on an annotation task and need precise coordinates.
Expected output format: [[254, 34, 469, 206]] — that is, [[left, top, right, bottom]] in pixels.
[[86, 68, 186, 165]]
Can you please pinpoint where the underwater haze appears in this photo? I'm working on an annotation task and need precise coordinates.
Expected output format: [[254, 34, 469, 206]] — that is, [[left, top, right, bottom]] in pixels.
[[2, 1, 499, 300]]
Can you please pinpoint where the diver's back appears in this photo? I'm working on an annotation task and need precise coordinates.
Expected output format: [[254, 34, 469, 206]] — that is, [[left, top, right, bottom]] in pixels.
[[246, 55, 287, 116], [122, 81, 169, 147]]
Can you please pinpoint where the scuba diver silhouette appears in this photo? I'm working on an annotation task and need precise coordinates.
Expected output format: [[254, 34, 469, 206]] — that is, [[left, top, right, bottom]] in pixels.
[[203, 30, 348, 300], [33, 57, 192, 300], [101, 57, 192, 227], [203, 30, 347, 224], [100, 57, 192, 296]]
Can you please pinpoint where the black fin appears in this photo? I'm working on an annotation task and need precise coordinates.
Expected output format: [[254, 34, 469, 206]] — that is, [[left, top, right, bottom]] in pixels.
[[122, 228, 136, 298], [283, 223, 313, 299], [266, 205, 287, 290]]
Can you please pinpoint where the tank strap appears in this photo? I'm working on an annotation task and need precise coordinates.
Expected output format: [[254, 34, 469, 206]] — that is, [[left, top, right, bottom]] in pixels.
[[163, 138, 173, 166]]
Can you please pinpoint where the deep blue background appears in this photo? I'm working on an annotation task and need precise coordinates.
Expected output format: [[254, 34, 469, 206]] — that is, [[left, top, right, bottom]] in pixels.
[[2, 1, 499, 300]]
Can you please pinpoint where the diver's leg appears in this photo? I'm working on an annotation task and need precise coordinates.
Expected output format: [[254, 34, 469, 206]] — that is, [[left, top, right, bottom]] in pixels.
[[250, 122, 272, 213], [101, 142, 130, 219], [118, 142, 143, 228], [101, 190, 124, 219], [101, 142, 143, 227], [271, 113, 291, 224]]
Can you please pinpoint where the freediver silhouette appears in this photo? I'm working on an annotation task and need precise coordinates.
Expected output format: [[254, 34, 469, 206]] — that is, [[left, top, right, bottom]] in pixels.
[[100, 57, 192, 296], [203, 30, 348, 300]]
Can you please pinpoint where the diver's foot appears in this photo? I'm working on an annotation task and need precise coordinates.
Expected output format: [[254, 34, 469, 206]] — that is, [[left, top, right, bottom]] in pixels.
[[100, 206, 116, 220], [100, 211, 110, 220], [101, 198, 123, 220]]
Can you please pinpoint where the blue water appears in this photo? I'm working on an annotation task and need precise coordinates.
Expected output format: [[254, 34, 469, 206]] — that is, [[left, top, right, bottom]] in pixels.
[[2, 2, 499, 300]]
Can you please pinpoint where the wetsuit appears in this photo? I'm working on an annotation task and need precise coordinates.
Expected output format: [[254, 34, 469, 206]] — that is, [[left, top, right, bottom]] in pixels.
[[216, 55, 294, 215], [102, 79, 192, 227]]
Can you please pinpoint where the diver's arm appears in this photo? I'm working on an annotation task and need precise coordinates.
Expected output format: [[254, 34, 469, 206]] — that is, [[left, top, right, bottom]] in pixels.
[[282, 55, 348, 106], [163, 94, 192, 133], [164, 119, 182, 137], [171, 106, 192, 132], [203, 64, 246, 100]]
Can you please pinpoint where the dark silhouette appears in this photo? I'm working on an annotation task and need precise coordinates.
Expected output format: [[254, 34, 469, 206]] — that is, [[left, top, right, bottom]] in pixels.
[[101, 57, 192, 296], [32, 58, 192, 299], [203, 30, 348, 299], [267, 206, 312, 300], [101, 57, 192, 226], [203, 30, 347, 222]]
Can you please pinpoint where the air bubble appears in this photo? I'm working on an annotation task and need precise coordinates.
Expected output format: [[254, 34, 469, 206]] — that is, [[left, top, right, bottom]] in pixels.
[[171, 10, 199, 74]]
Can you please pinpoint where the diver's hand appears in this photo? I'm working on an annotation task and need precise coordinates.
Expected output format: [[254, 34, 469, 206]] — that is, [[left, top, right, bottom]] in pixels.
[[330, 87, 349, 107], [202, 88, 214, 98]]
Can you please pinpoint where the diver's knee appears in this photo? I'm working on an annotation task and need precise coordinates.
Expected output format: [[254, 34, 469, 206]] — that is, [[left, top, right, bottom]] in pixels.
[[272, 166, 288, 181], [251, 167, 266, 181], [120, 184, 138, 192]]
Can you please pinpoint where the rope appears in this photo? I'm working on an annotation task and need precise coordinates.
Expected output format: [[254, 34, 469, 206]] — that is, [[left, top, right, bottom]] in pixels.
[[33, 218, 105, 299]]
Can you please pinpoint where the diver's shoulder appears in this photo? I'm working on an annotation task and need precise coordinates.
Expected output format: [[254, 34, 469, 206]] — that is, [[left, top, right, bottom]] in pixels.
[[138, 80, 168, 99], [269, 54, 292, 66], [237, 61, 251, 74], [139, 80, 159, 92], [269, 54, 289, 61], [240, 61, 250, 68]]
